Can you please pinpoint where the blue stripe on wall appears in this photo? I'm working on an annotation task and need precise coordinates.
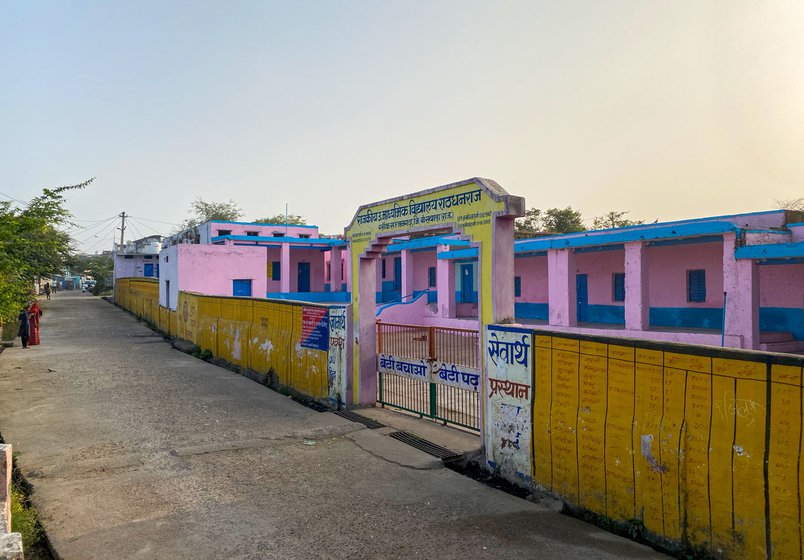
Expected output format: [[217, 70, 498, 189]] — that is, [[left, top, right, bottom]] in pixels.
[[650, 307, 722, 330], [515, 302, 549, 320], [456, 291, 479, 304], [587, 305, 625, 325], [760, 307, 804, 340]]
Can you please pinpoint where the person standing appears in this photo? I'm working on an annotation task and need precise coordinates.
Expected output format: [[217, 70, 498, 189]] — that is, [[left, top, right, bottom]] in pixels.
[[28, 301, 42, 346], [44, 283, 51, 300], [18, 306, 30, 349]]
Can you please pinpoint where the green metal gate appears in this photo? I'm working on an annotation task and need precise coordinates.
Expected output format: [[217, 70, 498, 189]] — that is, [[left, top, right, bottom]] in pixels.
[[377, 321, 480, 431]]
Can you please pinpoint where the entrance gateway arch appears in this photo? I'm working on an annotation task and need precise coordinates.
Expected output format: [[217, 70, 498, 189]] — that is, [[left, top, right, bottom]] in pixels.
[[343, 178, 525, 416]]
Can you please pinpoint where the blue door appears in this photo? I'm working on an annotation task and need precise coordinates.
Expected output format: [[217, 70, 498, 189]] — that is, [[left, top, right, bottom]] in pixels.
[[393, 257, 402, 291], [233, 279, 252, 297], [297, 262, 311, 292], [143, 263, 154, 277], [460, 264, 474, 303], [576, 274, 588, 323]]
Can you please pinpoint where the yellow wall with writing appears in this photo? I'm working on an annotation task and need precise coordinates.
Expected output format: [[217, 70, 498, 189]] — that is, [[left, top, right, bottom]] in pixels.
[[114, 278, 329, 401], [532, 333, 804, 559]]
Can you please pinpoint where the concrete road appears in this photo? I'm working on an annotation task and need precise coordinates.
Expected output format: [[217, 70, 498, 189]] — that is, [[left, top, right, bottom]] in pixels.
[[0, 294, 666, 560]]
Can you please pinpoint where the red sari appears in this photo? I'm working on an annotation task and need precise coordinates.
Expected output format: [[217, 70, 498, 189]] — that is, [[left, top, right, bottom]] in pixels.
[[28, 302, 41, 345]]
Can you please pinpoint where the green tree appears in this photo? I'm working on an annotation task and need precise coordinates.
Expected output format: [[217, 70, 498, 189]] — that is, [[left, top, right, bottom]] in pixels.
[[591, 210, 644, 230], [254, 214, 307, 225], [516, 206, 586, 234], [67, 253, 113, 294], [0, 179, 93, 322], [180, 198, 243, 229]]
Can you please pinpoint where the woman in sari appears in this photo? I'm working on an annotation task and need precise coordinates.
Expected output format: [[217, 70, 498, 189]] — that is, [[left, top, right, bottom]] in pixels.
[[18, 305, 30, 348], [28, 301, 42, 346]]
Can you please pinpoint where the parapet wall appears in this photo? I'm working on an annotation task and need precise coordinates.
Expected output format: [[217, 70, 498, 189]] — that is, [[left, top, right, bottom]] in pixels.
[[0, 444, 23, 559], [484, 325, 804, 559], [114, 278, 349, 408]]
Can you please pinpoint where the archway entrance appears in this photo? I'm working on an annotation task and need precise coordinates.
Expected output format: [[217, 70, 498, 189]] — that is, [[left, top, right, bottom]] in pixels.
[[343, 177, 525, 434]]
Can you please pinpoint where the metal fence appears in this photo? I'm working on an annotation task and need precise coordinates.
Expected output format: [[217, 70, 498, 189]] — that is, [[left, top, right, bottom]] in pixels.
[[377, 321, 480, 431]]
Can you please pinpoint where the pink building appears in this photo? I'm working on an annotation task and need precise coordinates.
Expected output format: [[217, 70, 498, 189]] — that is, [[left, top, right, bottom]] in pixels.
[[513, 210, 804, 352], [159, 220, 347, 309], [112, 235, 163, 282]]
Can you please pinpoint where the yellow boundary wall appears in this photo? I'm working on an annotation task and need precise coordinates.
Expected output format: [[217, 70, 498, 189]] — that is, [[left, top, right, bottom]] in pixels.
[[114, 278, 335, 402], [529, 332, 804, 559]]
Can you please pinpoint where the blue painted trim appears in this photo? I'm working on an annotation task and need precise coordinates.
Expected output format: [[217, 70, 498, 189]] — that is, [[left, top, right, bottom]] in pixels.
[[787, 222, 804, 228], [575, 244, 625, 254], [735, 242, 804, 260], [744, 229, 790, 234], [760, 307, 804, 340], [456, 290, 478, 304], [213, 234, 346, 246], [487, 324, 533, 335], [438, 248, 478, 260], [266, 291, 351, 303], [515, 251, 547, 258], [375, 290, 432, 316], [209, 220, 319, 229], [385, 235, 471, 252], [647, 235, 723, 248], [758, 258, 804, 265], [514, 302, 548, 320], [586, 305, 624, 325], [515, 221, 739, 252], [650, 307, 722, 330]]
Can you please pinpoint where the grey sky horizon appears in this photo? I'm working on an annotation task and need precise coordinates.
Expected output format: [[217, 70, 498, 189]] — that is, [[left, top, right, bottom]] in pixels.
[[2, 1, 803, 252]]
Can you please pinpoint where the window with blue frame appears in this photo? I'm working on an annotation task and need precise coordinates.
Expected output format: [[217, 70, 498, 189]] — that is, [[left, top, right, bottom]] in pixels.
[[271, 261, 281, 280], [612, 273, 625, 302], [143, 263, 154, 277], [514, 276, 521, 297], [381, 259, 386, 278], [233, 279, 252, 297], [687, 269, 706, 302], [428, 267, 436, 288]]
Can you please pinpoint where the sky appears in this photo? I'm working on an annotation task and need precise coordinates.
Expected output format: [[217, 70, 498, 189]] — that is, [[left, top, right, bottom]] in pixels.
[[2, 1, 803, 252]]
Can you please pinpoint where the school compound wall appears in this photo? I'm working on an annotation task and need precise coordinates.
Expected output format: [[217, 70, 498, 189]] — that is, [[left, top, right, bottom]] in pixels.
[[114, 278, 349, 407], [484, 325, 804, 559]]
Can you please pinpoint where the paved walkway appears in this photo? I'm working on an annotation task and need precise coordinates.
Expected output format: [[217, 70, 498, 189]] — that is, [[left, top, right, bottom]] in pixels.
[[0, 294, 665, 559]]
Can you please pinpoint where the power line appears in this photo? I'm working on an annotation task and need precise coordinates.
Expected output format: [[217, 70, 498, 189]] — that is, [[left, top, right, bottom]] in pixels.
[[0, 191, 28, 205], [127, 219, 146, 240], [84, 230, 116, 253], [63, 215, 118, 234], [72, 219, 119, 245], [128, 217, 167, 237], [128, 215, 181, 227]]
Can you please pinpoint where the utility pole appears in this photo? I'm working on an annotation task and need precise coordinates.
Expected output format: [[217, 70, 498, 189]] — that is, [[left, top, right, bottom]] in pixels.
[[118, 212, 127, 252]]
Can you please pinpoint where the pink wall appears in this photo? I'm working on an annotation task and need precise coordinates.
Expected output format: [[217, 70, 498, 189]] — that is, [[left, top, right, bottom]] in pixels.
[[514, 256, 548, 302], [289, 248, 326, 292], [411, 251, 436, 292], [206, 222, 319, 240], [760, 263, 804, 307], [176, 244, 268, 298], [576, 250, 625, 305], [648, 242, 724, 307]]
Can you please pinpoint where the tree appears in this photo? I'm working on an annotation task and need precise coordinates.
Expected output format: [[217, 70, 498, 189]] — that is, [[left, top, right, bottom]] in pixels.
[[776, 197, 804, 211], [254, 214, 307, 225], [591, 211, 644, 230], [67, 253, 113, 295], [0, 178, 93, 322], [516, 206, 587, 234], [179, 198, 243, 230]]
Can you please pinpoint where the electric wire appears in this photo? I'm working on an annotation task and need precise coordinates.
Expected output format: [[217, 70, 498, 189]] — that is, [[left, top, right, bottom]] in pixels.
[[128, 215, 181, 227], [72, 219, 119, 245], [128, 217, 167, 237]]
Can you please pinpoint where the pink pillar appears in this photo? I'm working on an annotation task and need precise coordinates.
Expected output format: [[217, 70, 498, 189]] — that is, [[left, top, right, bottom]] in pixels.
[[330, 246, 342, 292], [624, 241, 649, 331], [345, 247, 352, 292], [436, 245, 455, 318], [548, 249, 577, 327], [400, 250, 414, 300], [280, 243, 291, 293], [723, 233, 759, 349], [358, 256, 378, 404], [492, 217, 516, 322]]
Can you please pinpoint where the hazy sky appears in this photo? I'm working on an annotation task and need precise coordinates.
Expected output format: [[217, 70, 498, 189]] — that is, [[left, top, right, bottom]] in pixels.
[[2, 1, 803, 252]]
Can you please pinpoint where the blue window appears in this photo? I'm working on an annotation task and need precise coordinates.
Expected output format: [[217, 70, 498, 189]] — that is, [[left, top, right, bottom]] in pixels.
[[428, 267, 436, 288], [381, 259, 386, 279], [143, 263, 154, 277], [687, 269, 706, 302], [514, 276, 521, 297], [233, 279, 252, 297], [271, 261, 281, 281], [612, 273, 625, 302]]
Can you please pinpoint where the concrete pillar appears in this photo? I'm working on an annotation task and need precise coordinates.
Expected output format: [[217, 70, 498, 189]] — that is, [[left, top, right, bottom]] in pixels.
[[280, 243, 291, 293], [330, 246, 342, 292], [548, 249, 576, 327], [400, 250, 414, 300], [624, 241, 650, 331], [345, 246, 351, 292], [491, 217, 516, 322], [357, 256, 378, 404], [436, 245, 455, 318], [723, 232, 759, 349]]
